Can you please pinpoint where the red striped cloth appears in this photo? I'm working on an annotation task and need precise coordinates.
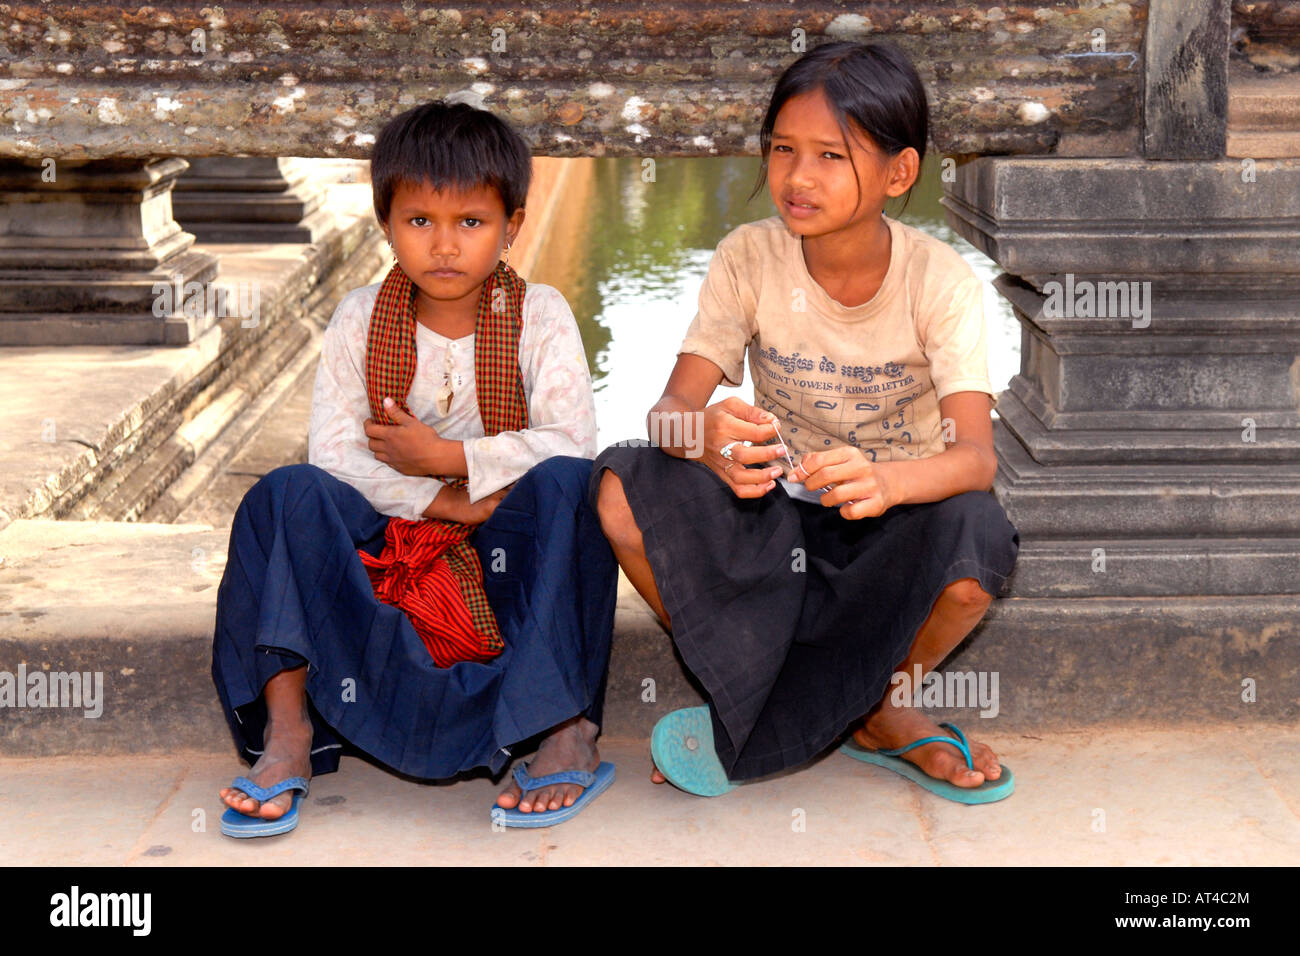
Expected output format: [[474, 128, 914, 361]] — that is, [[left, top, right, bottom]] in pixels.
[[357, 260, 529, 667]]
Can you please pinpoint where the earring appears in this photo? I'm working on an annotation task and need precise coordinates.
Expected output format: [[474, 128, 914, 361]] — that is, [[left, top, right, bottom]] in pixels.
[[502, 242, 511, 266]]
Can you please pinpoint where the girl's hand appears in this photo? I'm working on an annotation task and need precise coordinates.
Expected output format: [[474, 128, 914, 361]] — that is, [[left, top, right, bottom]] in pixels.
[[794, 446, 900, 519], [701, 397, 787, 498], [364, 397, 443, 476]]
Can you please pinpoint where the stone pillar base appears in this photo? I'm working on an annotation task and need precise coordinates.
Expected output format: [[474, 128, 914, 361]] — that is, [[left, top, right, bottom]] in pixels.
[[172, 157, 336, 244], [0, 158, 221, 346], [944, 155, 1300, 623]]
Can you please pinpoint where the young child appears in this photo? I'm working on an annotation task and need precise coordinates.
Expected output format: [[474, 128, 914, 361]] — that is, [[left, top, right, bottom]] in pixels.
[[212, 101, 618, 835], [591, 41, 1021, 803]]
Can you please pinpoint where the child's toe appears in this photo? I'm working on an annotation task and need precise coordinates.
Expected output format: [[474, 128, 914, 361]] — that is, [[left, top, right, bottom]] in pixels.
[[496, 782, 522, 809], [259, 794, 290, 820]]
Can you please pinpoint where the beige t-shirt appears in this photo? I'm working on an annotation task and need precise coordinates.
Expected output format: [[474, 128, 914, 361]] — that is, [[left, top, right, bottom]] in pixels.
[[678, 214, 994, 474]]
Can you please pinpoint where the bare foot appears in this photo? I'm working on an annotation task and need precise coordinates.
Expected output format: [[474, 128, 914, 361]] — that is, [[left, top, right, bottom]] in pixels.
[[219, 710, 313, 820], [496, 716, 601, 813], [855, 705, 1000, 788]]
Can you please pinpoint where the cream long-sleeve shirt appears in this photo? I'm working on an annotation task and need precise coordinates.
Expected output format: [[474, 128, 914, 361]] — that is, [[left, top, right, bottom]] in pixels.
[[307, 280, 598, 520]]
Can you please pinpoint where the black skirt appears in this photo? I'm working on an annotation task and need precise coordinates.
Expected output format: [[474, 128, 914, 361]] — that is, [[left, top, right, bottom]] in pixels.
[[588, 440, 1020, 781]]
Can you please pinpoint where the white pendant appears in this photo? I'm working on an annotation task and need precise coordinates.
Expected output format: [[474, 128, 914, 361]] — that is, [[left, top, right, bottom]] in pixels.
[[435, 384, 453, 418]]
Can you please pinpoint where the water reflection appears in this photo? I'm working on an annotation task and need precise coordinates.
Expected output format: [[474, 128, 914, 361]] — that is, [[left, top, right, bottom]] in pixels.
[[528, 155, 1018, 449]]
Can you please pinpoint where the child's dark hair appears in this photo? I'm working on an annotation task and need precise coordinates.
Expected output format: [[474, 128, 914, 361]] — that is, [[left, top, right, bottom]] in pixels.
[[748, 40, 929, 215], [370, 100, 532, 225]]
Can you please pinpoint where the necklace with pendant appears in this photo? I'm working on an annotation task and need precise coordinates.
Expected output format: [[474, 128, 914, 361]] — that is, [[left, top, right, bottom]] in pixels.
[[435, 346, 459, 418]]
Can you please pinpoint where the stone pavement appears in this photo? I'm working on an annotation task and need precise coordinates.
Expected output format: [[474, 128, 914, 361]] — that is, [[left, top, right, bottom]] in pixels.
[[1, 725, 1297, 866]]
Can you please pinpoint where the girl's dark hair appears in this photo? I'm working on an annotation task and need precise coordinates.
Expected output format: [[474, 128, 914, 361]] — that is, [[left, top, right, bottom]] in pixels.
[[370, 100, 532, 225], [748, 40, 929, 215]]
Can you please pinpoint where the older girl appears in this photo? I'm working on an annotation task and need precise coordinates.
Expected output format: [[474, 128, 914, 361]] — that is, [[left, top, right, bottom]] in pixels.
[[591, 41, 1020, 803]]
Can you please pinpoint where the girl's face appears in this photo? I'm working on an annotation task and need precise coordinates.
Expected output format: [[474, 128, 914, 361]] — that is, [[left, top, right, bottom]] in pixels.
[[383, 178, 524, 307], [767, 87, 917, 237]]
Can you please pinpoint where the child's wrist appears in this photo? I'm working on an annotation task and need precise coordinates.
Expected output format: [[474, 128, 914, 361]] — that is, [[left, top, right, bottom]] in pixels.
[[871, 459, 907, 509], [421, 435, 448, 477], [422, 483, 467, 521], [424, 437, 468, 479]]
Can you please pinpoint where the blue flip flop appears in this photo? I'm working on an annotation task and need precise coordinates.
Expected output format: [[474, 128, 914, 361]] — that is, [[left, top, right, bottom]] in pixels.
[[220, 775, 310, 838], [650, 706, 737, 797], [839, 722, 1014, 804], [490, 761, 616, 828]]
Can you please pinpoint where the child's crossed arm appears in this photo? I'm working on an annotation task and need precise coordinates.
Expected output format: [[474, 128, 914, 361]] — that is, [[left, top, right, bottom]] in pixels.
[[308, 291, 451, 521], [459, 284, 598, 502]]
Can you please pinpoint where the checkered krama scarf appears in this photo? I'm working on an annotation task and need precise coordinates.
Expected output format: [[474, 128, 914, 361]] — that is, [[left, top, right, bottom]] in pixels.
[[357, 260, 528, 667]]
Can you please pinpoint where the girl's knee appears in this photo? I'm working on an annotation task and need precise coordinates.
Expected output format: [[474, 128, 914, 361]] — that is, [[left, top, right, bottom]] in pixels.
[[594, 469, 641, 545], [941, 576, 992, 610]]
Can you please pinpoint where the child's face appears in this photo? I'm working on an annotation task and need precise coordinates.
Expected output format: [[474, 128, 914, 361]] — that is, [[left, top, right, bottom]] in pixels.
[[383, 177, 524, 306], [767, 87, 917, 236]]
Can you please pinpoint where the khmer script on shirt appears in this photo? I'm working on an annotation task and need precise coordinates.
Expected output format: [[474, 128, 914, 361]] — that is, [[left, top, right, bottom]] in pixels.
[[677, 213, 995, 492]]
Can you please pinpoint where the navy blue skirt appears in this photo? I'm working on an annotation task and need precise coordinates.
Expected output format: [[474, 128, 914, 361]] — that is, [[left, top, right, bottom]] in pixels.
[[211, 456, 618, 780], [589, 441, 1020, 781]]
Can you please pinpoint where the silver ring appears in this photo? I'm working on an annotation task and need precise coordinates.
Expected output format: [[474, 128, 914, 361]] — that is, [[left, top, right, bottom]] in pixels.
[[720, 441, 739, 460]]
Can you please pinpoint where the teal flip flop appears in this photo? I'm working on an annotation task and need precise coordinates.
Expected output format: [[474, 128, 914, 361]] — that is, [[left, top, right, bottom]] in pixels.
[[220, 775, 310, 837], [650, 706, 737, 797], [839, 722, 1014, 804]]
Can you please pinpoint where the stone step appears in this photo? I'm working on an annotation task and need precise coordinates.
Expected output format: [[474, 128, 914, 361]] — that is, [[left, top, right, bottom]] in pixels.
[[176, 207, 339, 245], [1006, 536, 1300, 598], [1, 515, 1295, 757], [0, 518, 702, 756], [166, 349, 317, 526], [131, 321, 317, 523], [994, 422, 1300, 538], [996, 384, 1300, 464], [74, 319, 315, 522], [0, 182, 384, 527], [143, 221, 390, 523], [0, 247, 225, 346], [175, 193, 324, 223]]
